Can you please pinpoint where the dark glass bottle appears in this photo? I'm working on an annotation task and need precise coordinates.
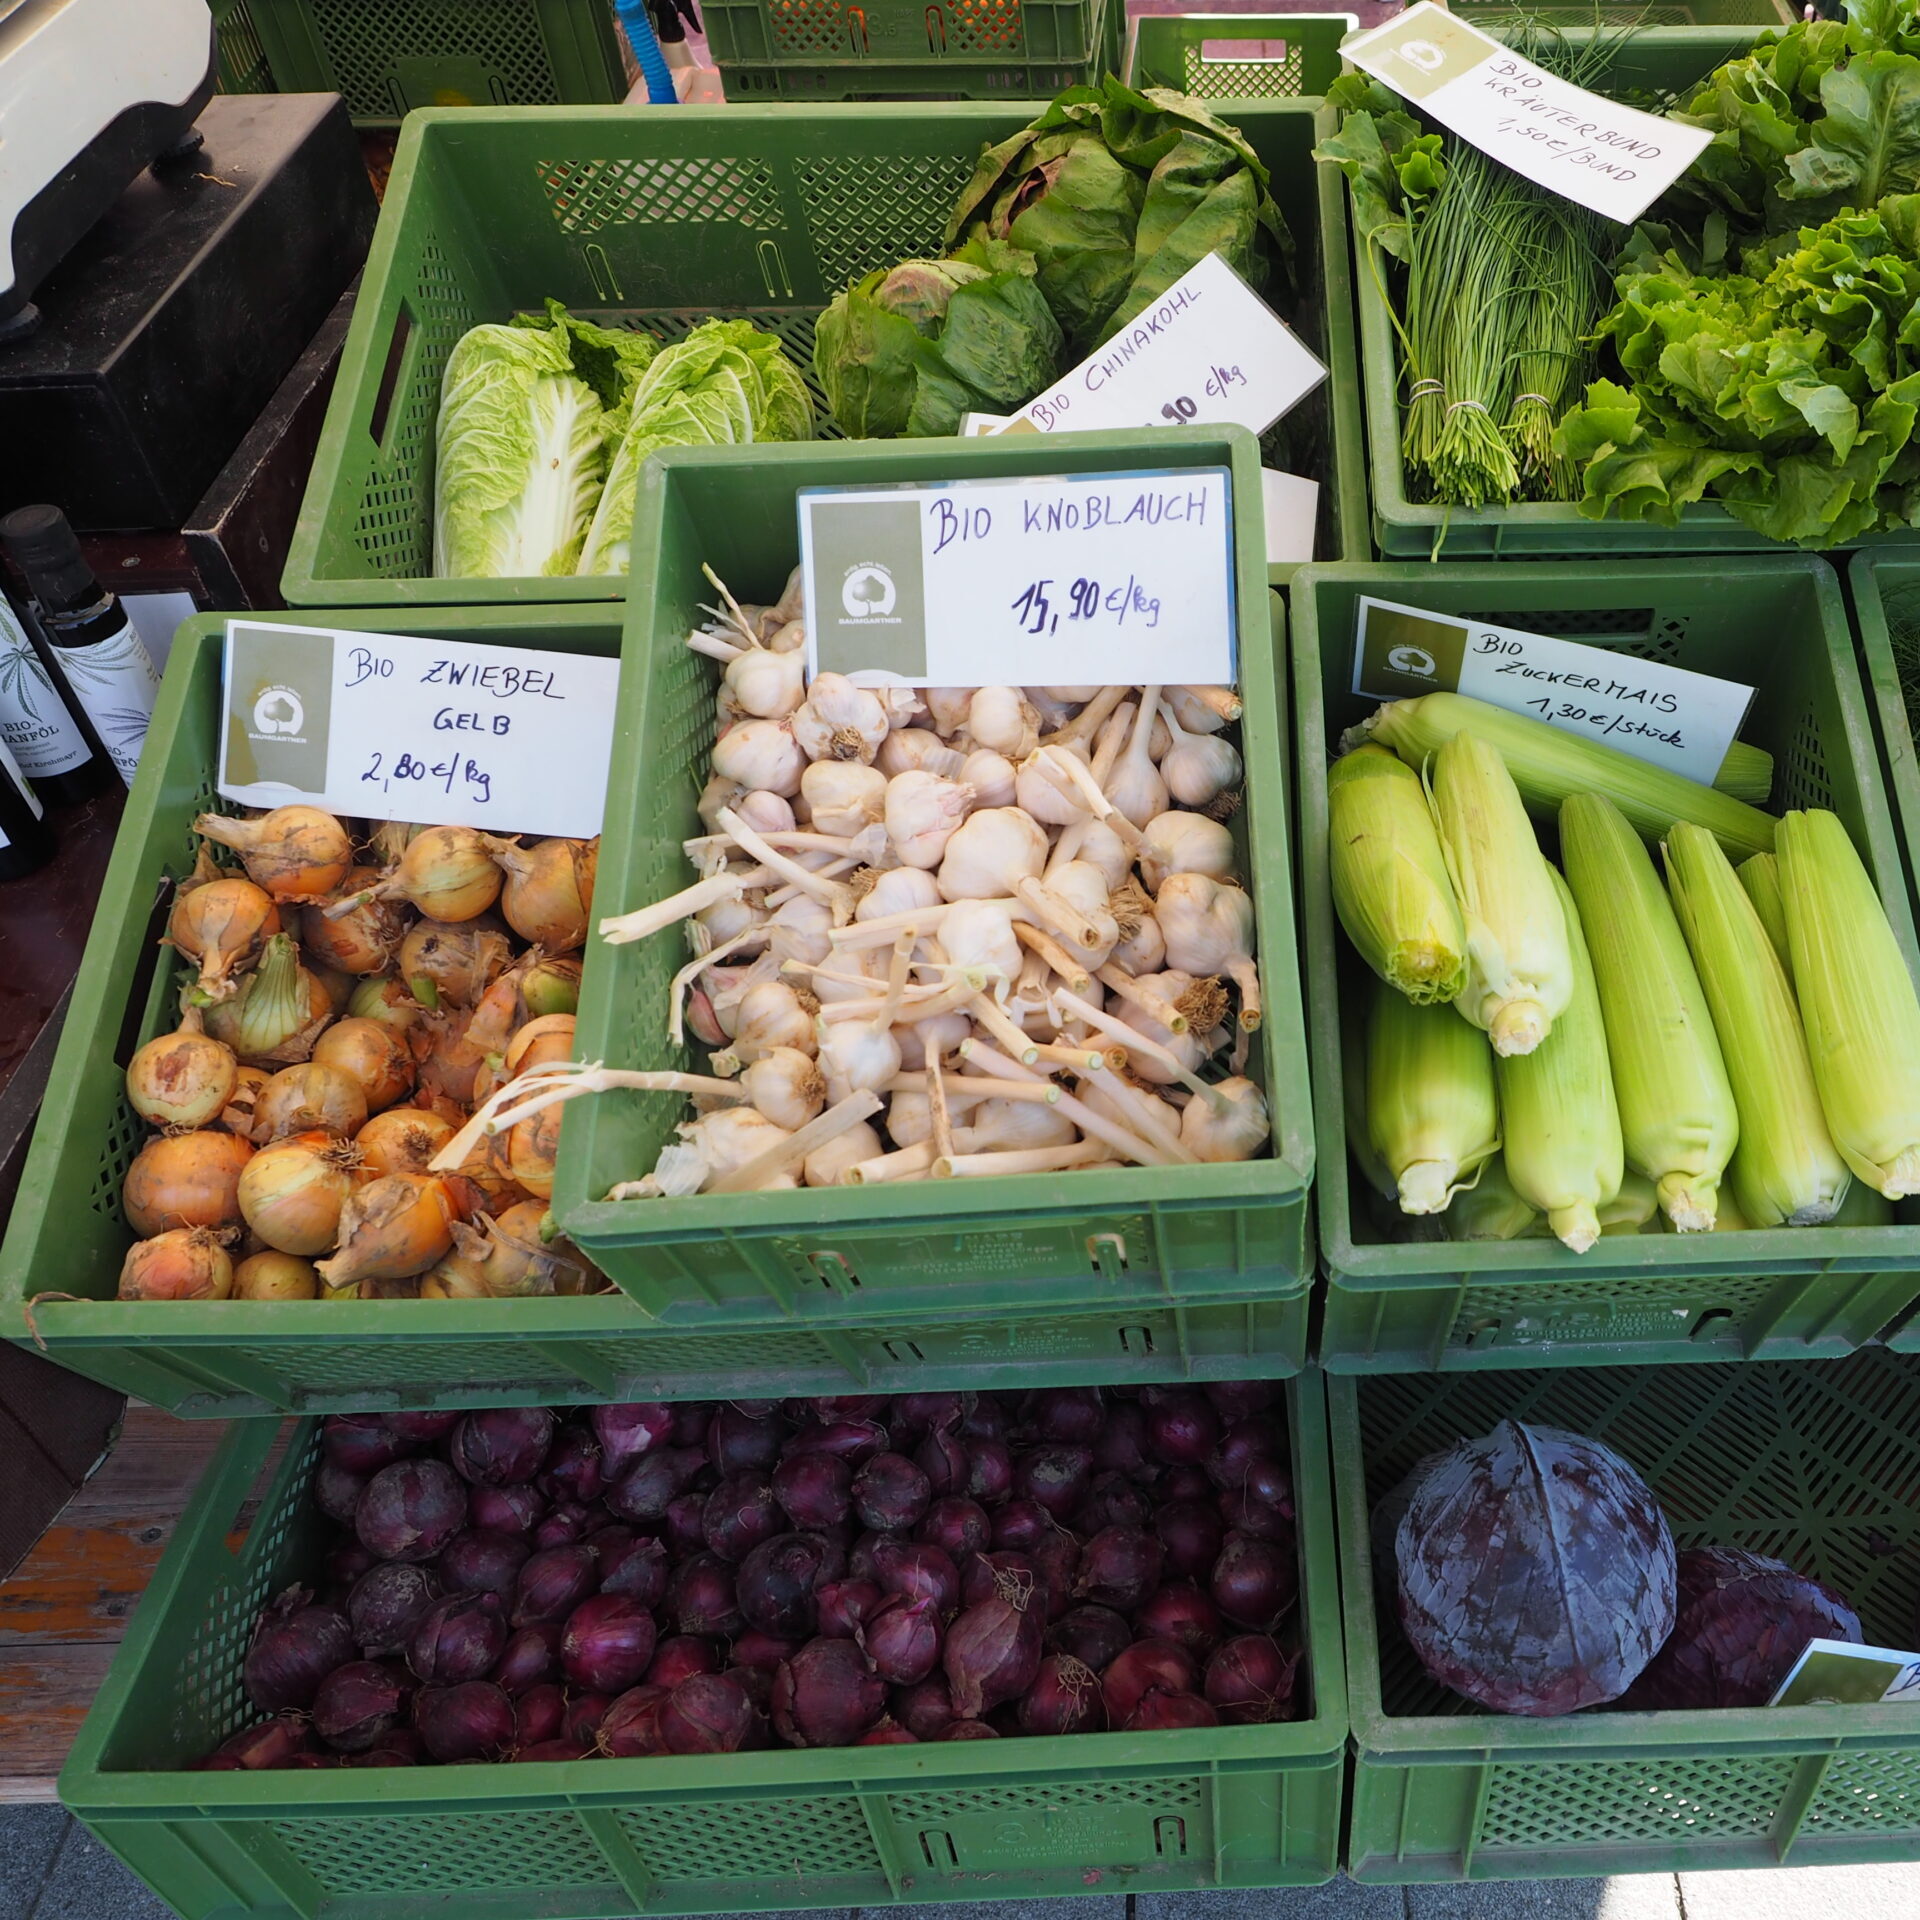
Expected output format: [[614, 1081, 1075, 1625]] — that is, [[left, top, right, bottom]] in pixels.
[[0, 583, 107, 806], [0, 731, 55, 880], [0, 505, 161, 789]]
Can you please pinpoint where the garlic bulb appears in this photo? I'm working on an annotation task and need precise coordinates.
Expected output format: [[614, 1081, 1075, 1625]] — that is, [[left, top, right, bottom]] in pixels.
[[937, 898, 1023, 985], [1107, 690, 1169, 828], [729, 981, 816, 1063], [1043, 686, 1102, 704], [877, 728, 965, 780], [924, 688, 974, 735], [877, 687, 925, 731], [1156, 873, 1261, 1026], [1139, 811, 1236, 892], [896, 1010, 971, 1071], [1024, 688, 1078, 732], [691, 1108, 798, 1190], [937, 809, 1098, 950], [1159, 703, 1242, 808], [739, 1048, 826, 1131], [721, 643, 806, 722], [1047, 861, 1120, 970], [968, 687, 1041, 760], [697, 773, 748, 833], [735, 790, 797, 835], [1108, 880, 1166, 975], [1180, 1076, 1268, 1161], [1165, 685, 1241, 734], [805, 1120, 884, 1186], [857, 866, 941, 922], [885, 770, 976, 869], [768, 894, 834, 968], [712, 718, 804, 797], [792, 673, 889, 764], [958, 1097, 1077, 1154], [959, 749, 1017, 810], [1016, 743, 1091, 828], [818, 1015, 902, 1103], [802, 761, 886, 838]]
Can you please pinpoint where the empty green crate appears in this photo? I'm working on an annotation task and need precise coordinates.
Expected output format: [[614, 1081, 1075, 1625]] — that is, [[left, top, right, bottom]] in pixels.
[[283, 100, 1363, 610], [1456, 0, 1788, 20], [240, 0, 630, 125], [1127, 13, 1353, 99], [0, 600, 1311, 1417], [554, 428, 1316, 1322], [1290, 557, 1920, 1372], [59, 1372, 1347, 1916], [212, 0, 279, 95], [1337, 1352, 1920, 1881]]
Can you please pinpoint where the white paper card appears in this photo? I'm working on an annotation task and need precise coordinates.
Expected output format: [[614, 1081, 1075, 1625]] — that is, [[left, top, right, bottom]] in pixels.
[[1340, 2, 1712, 225], [1262, 469, 1318, 564], [1769, 1639, 1920, 1708], [218, 620, 620, 838], [1351, 597, 1753, 785], [999, 253, 1326, 438], [960, 412, 1013, 436], [799, 467, 1236, 689]]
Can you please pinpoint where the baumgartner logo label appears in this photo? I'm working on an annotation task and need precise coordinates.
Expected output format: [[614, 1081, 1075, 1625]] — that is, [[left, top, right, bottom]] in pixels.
[[841, 563, 899, 623], [251, 685, 307, 739], [1386, 644, 1437, 679]]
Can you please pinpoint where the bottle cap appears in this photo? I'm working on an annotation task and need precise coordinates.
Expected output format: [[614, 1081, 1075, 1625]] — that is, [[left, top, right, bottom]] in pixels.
[[1, 504, 99, 615]]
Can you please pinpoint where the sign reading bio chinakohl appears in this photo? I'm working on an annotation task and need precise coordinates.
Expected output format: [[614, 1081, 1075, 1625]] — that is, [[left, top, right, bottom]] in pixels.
[[1340, 1, 1712, 225], [218, 621, 620, 838], [799, 468, 1237, 689]]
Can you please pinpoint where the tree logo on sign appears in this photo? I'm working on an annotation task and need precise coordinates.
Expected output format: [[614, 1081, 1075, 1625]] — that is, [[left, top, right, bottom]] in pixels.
[[252, 686, 306, 736], [842, 565, 897, 620]]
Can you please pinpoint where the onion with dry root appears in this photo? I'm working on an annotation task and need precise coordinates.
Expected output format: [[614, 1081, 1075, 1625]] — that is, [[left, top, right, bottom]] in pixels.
[[119, 1225, 237, 1300], [170, 871, 281, 1003], [194, 806, 353, 904]]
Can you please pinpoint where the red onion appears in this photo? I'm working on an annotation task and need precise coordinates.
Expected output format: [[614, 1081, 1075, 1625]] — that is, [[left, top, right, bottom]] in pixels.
[[287, 1752, 342, 1769], [514, 1738, 592, 1763], [494, 1622, 562, 1695], [645, 1634, 720, 1689], [735, 1662, 774, 1713], [772, 1637, 887, 1747], [352, 1729, 424, 1767], [914, 1426, 970, 1496], [314, 1459, 368, 1527], [1207, 1416, 1285, 1488], [565, 1690, 611, 1747], [704, 1473, 781, 1562], [870, 1538, 960, 1618], [1101, 1639, 1198, 1723], [467, 1483, 546, 1536], [1143, 1388, 1220, 1466], [786, 1419, 887, 1464], [1075, 1471, 1153, 1536], [1205, 1634, 1298, 1724], [773, 1453, 852, 1529], [450, 1408, 556, 1486], [709, 1402, 788, 1474], [738, 1532, 836, 1638], [667, 1553, 742, 1636], [409, 1591, 508, 1684], [323, 1414, 416, 1476], [600, 1684, 670, 1757], [1019, 1654, 1107, 1735], [959, 1396, 1009, 1442], [513, 1681, 566, 1747], [511, 1543, 599, 1627], [1015, 1445, 1092, 1521], [312, 1660, 413, 1753], [591, 1403, 674, 1479], [1047, 1604, 1132, 1673], [662, 1672, 760, 1754], [964, 1440, 1014, 1507], [813, 1394, 884, 1422], [1210, 1531, 1295, 1631], [853, 1453, 932, 1531], [731, 1628, 804, 1669], [533, 1502, 597, 1550], [848, 1529, 901, 1581], [991, 1500, 1052, 1552], [1025, 1387, 1105, 1445], [817, 1578, 884, 1639], [1074, 1526, 1164, 1613], [1205, 1381, 1279, 1421], [1093, 1403, 1151, 1479], [206, 1712, 313, 1770], [917, 1496, 990, 1561], [326, 1541, 377, 1594], [894, 1674, 959, 1740], [1136, 1584, 1224, 1658], [1156, 1500, 1227, 1582], [385, 1410, 462, 1444], [669, 1402, 714, 1447], [891, 1392, 967, 1439], [606, 1446, 706, 1523], [562, 1593, 658, 1693], [244, 1589, 355, 1712], [962, 1550, 1042, 1611], [356, 1458, 467, 1563], [1030, 1526, 1080, 1623], [663, 1491, 709, 1559], [941, 1720, 999, 1739], [1219, 1489, 1292, 1542], [415, 1680, 515, 1762], [1125, 1689, 1219, 1731], [943, 1570, 1043, 1719], [597, 1532, 669, 1608], [860, 1592, 942, 1685], [1160, 1465, 1214, 1504], [859, 1719, 918, 1744], [538, 1424, 605, 1505], [438, 1528, 532, 1604]]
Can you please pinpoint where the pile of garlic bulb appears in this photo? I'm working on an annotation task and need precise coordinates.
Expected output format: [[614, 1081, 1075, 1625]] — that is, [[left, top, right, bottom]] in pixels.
[[435, 568, 1269, 1198]]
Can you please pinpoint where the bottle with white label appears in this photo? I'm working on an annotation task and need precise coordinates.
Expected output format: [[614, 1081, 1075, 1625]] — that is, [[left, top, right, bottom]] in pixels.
[[0, 731, 54, 880], [0, 505, 162, 789], [0, 588, 107, 806]]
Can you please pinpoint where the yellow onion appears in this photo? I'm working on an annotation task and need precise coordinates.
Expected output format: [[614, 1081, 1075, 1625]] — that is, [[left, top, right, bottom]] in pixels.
[[491, 837, 597, 952], [466, 954, 541, 1063], [496, 1199, 602, 1295], [232, 1250, 320, 1300], [312, 1017, 415, 1112], [252, 1063, 367, 1142], [301, 868, 409, 975], [369, 820, 425, 866], [419, 1241, 493, 1299], [503, 1101, 564, 1199], [219, 1065, 272, 1138], [375, 826, 503, 922], [314, 965, 358, 1015], [504, 1015, 577, 1079], [415, 1008, 488, 1108], [126, 1012, 238, 1130], [195, 805, 352, 903], [424, 1215, 562, 1299], [356, 1108, 458, 1179], [398, 918, 514, 1011], [522, 956, 582, 1019], [119, 1226, 236, 1300], [170, 875, 280, 1002], [239, 1131, 367, 1257], [348, 976, 426, 1038], [124, 1129, 253, 1236], [204, 933, 334, 1066], [316, 1173, 460, 1291]]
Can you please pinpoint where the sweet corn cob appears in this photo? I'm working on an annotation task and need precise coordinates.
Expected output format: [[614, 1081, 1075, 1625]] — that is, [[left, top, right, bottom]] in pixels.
[[1778, 808, 1920, 1200], [1430, 731, 1572, 1056], [1562, 793, 1738, 1231], [1598, 1170, 1658, 1235], [1342, 981, 1396, 1203], [1716, 741, 1772, 806], [1327, 745, 1468, 1004], [1494, 868, 1624, 1254], [1736, 851, 1791, 980], [1365, 980, 1499, 1215], [1348, 691, 1776, 858], [1442, 1154, 1544, 1241], [1666, 823, 1848, 1227]]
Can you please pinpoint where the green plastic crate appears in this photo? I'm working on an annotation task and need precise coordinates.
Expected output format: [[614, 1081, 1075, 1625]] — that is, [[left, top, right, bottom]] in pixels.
[[212, 0, 279, 96], [1126, 13, 1354, 99], [1456, 0, 1788, 20], [283, 100, 1364, 609], [553, 428, 1314, 1322], [1343, 27, 1897, 558], [1848, 552, 1920, 965], [714, 0, 1122, 98], [241, 0, 630, 125], [1337, 1351, 1920, 1881], [1290, 557, 1920, 1372], [60, 1372, 1348, 1917]]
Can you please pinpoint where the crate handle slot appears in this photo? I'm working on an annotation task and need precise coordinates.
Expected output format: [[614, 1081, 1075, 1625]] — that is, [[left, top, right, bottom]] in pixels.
[[367, 302, 415, 454], [757, 240, 794, 303], [883, 1338, 925, 1362], [1199, 35, 1290, 62], [1154, 1815, 1188, 1856], [1689, 1306, 1735, 1342], [1087, 1232, 1129, 1280], [848, 4, 871, 52], [918, 1829, 959, 1868], [808, 1250, 862, 1293], [1117, 1323, 1155, 1354], [584, 244, 622, 304], [923, 4, 947, 52]]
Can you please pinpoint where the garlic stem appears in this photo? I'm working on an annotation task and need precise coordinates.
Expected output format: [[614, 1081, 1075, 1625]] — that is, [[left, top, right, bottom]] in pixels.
[[1094, 961, 1189, 1035], [926, 1058, 955, 1168], [602, 872, 749, 946], [1029, 1042, 1107, 1074], [1039, 684, 1127, 750], [1229, 958, 1263, 1031], [1012, 874, 1102, 952], [718, 808, 858, 923], [687, 631, 745, 664], [670, 928, 760, 1045], [702, 563, 759, 645], [880, 1073, 1061, 1103], [935, 1140, 1113, 1178], [708, 1089, 883, 1194], [968, 995, 1041, 1064], [1011, 921, 1093, 995], [829, 904, 952, 950], [844, 1139, 936, 1185], [1050, 985, 1228, 1111], [1078, 1075, 1198, 1165], [1176, 684, 1242, 723], [957, 1039, 1169, 1166]]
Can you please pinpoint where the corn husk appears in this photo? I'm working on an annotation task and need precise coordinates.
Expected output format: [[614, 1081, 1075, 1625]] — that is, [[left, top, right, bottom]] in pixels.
[[1364, 981, 1499, 1215], [1716, 741, 1772, 805], [1736, 851, 1792, 980], [1598, 1170, 1658, 1235], [1441, 1154, 1545, 1241]]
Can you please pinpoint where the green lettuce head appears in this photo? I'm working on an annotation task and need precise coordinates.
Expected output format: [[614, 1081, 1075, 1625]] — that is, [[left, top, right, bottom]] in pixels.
[[813, 238, 1064, 438]]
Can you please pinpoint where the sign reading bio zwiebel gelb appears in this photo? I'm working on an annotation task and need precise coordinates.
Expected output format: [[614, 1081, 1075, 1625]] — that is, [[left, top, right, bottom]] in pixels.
[[218, 621, 620, 837], [799, 467, 1237, 689], [1341, 1, 1712, 224]]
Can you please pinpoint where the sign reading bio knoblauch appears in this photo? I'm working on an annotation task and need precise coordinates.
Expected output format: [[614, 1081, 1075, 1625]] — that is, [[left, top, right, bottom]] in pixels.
[[799, 467, 1237, 689], [1340, 1, 1712, 224]]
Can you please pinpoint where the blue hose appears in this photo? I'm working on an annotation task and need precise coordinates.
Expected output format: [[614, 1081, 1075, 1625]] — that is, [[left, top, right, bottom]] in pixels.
[[615, 0, 680, 101]]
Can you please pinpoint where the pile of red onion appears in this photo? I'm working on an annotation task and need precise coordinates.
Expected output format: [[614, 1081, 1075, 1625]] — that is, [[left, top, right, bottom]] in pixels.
[[205, 1384, 1303, 1769]]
